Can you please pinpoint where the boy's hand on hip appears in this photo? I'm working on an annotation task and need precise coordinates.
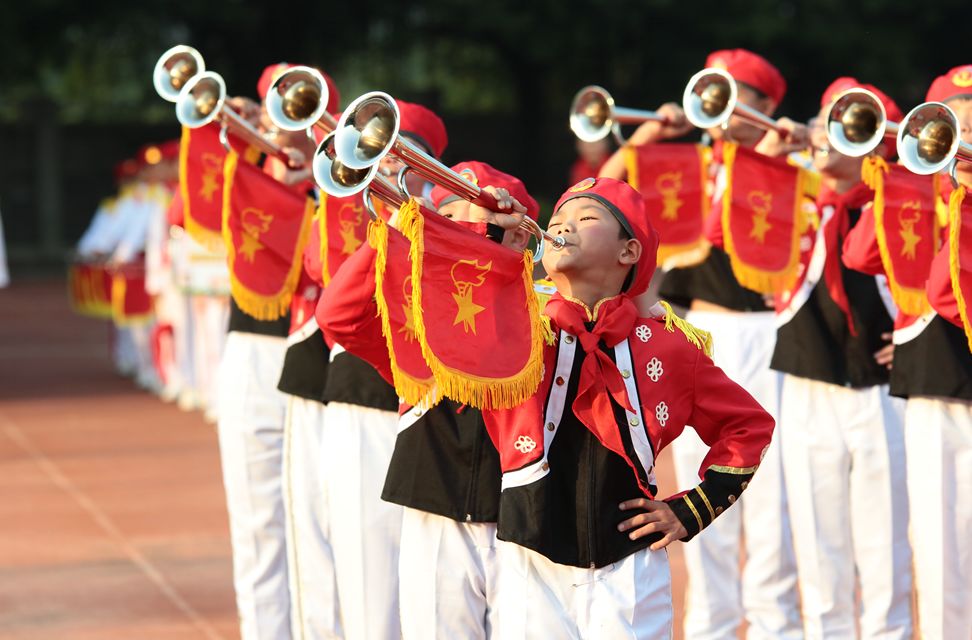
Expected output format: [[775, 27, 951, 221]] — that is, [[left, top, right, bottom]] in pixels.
[[618, 498, 687, 550]]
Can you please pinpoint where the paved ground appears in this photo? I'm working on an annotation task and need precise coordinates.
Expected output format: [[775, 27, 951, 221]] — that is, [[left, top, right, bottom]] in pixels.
[[0, 277, 693, 639]]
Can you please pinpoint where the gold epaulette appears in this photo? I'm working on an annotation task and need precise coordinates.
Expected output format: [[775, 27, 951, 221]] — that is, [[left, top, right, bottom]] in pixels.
[[659, 300, 714, 357], [533, 279, 557, 345]]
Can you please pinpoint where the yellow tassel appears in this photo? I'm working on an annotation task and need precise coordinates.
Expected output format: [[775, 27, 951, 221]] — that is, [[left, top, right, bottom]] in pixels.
[[405, 204, 546, 409], [948, 186, 972, 352], [660, 300, 713, 357], [860, 155, 889, 190], [865, 156, 931, 316], [318, 193, 330, 286]]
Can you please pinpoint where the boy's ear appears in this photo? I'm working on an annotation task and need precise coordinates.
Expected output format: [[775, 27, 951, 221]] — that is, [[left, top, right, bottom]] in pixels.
[[504, 226, 531, 252], [619, 238, 642, 266]]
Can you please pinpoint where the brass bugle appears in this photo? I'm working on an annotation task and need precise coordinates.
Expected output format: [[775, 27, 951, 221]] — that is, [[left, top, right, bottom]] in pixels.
[[824, 88, 899, 157], [569, 85, 669, 144], [176, 71, 301, 167], [329, 91, 564, 253], [154, 45, 205, 103], [897, 101, 972, 175], [265, 66, 337, 135], [683, 67, 790, 136]]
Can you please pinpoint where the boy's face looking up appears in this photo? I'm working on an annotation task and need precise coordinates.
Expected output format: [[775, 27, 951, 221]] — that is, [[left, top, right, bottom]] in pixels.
[[542, 197, 642, 305]]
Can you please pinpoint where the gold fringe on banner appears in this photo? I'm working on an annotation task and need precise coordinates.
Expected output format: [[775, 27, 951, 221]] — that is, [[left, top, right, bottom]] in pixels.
[[948, 186, 972, 352], [369, 210, 439, 407], [721, 142, 803, 294], [220, 150, 313, 321], [400, 198, 547, 410], [862, 156, 933, 316], [317, 193, 331, 286]]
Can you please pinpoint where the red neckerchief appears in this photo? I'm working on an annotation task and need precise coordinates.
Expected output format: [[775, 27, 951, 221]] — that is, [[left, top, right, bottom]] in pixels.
[[544, 292, 636, 454], [817, 181, 873, 336]]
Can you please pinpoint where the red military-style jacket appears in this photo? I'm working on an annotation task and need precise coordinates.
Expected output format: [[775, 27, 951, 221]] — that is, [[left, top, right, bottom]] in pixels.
[[482, 296, 775, 568]]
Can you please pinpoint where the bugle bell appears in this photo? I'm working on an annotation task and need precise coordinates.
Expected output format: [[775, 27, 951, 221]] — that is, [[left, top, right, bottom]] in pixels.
[[154, 45, 205, 103], [265, 66, 337, 134], [176, 71, 301, 166], [682, 67, 789, 136], [824, 88, 898, 157], [897, 101, 972, 175], [569, 85, 668, 144], [326, 91, 564, 257]]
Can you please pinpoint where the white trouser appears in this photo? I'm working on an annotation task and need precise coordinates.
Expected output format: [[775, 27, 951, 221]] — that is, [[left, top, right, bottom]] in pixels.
[[905, 396, 972, 640], [671, 310, 801, 640], [216, 332, 291, 640], [781, 375, 911, 639], [175, 291, 197, 406], [283, 396, 342, 640], [399, 508, 499, 640], [112, 325, 138, 376], [494, 541, 672, 639], [128, 319, 159, 390], [192, 295, 229, 415], [321, 402, 401, 640]]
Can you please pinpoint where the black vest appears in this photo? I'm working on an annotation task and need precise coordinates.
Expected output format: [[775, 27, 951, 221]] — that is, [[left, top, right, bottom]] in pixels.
[[321, 350, 399, 411], [890, 315, 972, 401], [382, 400, 502, 523]]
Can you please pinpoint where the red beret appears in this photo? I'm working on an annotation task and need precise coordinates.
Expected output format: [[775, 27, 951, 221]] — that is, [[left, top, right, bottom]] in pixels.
[[554, 177, 659, 298], [706, 49, 786, 105], [398, 101, 448, 159], [430, 161, 540, 221], [821, 77, 903, 122], [257, 63, 341, 114], [925, 65, 972, 104], [114, 158, 141, 181], [136, 141, 178, 166], [821, 77, 903, 158]]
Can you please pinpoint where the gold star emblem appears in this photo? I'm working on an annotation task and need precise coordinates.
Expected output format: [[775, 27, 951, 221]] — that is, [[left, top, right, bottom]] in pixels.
[[399, 303, 417, 342], [452, 289, 486, 334], [340, 225, 363, 255], [750, 214, 773, 243], [450, 260, 491, 334], [900, 225, 921, 260], [239, 233, 263, 262], [199, 172, 220, 202]]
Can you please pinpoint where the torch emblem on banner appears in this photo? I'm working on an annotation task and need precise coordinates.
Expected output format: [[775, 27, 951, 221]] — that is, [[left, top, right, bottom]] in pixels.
[[239, 207, 272, 262], [656, 171, 684, 221], [747, 190, 774, 244], [337, 202, 365, 255], [400, 275, 418, 342], [898, 201, 923, 260], [451, 259, 492, 334]]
